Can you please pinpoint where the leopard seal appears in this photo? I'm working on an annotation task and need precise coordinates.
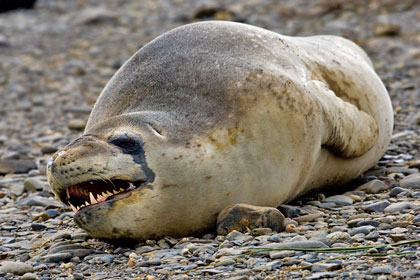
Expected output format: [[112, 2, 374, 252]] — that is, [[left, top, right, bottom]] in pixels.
[[47, 21, 393, 240]]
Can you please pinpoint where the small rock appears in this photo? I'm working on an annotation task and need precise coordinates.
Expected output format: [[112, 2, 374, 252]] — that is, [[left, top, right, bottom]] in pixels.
[[31, 223, 47, 231], [252, 227, 272, 236], [326, 232, 351, 243], [277, 204, 305, 218], [311, 263, 342, 272], [390, 187, 405, 197], [214, 259, 236, 266], [0, 261, 34, 275], [294, 212, 323, 223], [18, 195, 62, 208], [363, 200, 391, 212], [323, 195, 353, 206], [21, 272, 38, 280], [357, 220, 380, 227], [412, 213, 420, 224], [68, 119, 86, 130], [269, 250, 295, 259], [100, 254, 114, 263], [40, 252, 73, 263], [384, 202, 416, 213], [372, 23, 401, 36], [45, 209, 60, 218], [24, 178, 45, 192], [0, 159, 37, 175], [217, 204, 285, 235], [349, 226, 374, 236], [356, 180, 387, 194], [40, 145, 58, 155], [137, 259, 162, 267], [400, 173, 420, 189], [370, 265, 393, 274]]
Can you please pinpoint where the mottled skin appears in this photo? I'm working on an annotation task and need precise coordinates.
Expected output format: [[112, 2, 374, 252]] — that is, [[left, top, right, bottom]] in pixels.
[[47, 21, 393, 240]]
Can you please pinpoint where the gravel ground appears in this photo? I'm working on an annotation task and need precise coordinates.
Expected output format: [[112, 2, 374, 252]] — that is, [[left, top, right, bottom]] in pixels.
[[0, 0, 419, 279]]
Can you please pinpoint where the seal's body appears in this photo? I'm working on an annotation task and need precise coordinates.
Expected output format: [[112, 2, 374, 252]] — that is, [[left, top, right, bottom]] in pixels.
[[47, 21, 393, 240]]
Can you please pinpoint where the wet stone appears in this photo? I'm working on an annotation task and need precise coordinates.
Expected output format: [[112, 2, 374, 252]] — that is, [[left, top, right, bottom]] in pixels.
[[21, 272, 38, 280], [349, 226, 374, 236]]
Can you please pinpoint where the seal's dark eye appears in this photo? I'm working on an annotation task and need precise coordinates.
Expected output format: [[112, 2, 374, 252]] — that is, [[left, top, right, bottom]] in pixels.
[[110, 134, 139, 153]]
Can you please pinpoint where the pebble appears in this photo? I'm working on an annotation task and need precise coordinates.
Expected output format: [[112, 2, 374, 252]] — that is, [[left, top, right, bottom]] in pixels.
[[23, 178, 45, 192], [370, 265, 393, 274], [400, 173, 420, 188], [294, 212, 323, 223], [67, 119, 87, 130], [326, 232, 351, 243], [349, 226, 374, 236], [356, 180, 387, 194], [363, 201, 391, 212], [0, 261, 34, 275], [21, 272, 38, 280], [384, 201, 416, 213], [389, 186, 405, 197], [323, 195, 353, 206], [40, 252, 73, 263]]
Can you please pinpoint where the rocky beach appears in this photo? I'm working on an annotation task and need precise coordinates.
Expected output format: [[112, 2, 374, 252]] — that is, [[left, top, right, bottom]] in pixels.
[[0, 0, 419, 279]]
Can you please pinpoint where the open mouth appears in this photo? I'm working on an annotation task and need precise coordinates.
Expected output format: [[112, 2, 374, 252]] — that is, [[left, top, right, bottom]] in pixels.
[[64, 179, 145, 212]]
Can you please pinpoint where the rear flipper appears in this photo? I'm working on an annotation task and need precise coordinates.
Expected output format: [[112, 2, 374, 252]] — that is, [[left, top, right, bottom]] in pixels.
[[308, 80, 378, 158]]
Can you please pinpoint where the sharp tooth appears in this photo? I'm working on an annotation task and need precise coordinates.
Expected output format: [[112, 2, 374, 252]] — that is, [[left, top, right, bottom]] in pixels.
[[89, 192, 98, 204], [70, 203, 77, 212], [76, 206, 80, 210], [128, 183, 135, 190], [106, 191, 113, 196], [90, 181, 93, 184], [66, 189, 70, 199], [113, 190, 119, 194], [102, 191, 108, 197], [97, 194, 103, 199], [119, 188, 124, 192], [85, 201, 90, 206]]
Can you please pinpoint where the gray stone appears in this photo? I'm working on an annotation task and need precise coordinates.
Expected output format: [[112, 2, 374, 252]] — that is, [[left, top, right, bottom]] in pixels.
[[21, 272, 38, 280], [363, 200, 391, 212], [23, 178, 45, 192], [0, 261, 34, 275], [370, 265, 393, 274], [400, 173, 420, 188], [357, 220, 380, 227], [349, 225, 374, 236], [215, 259, 236, 266], [311, 263, 342, 272], [68, 119, 86, 130], [306, 272, 339, 279], [269, 250, 295, 259], [18, 195, 62, 208], [40, 252, 73, 263], [100, 254, 114, 263], [217, 204, 285, 235], [413, 213, 420, 224], [390, 187, 405, 197], [323, 195, 353, 206], [0, 159, 37, 175], [277, 204, 305, 218], [326, 232, 351, 243], [137, 259, 162, 267], [384, 202, 416, 213], [294, 212, 323, 223], [356, 180, 388, 194]]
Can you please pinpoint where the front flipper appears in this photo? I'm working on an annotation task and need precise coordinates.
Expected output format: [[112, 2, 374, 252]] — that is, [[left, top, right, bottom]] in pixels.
[[308, 80, 378, 158]]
